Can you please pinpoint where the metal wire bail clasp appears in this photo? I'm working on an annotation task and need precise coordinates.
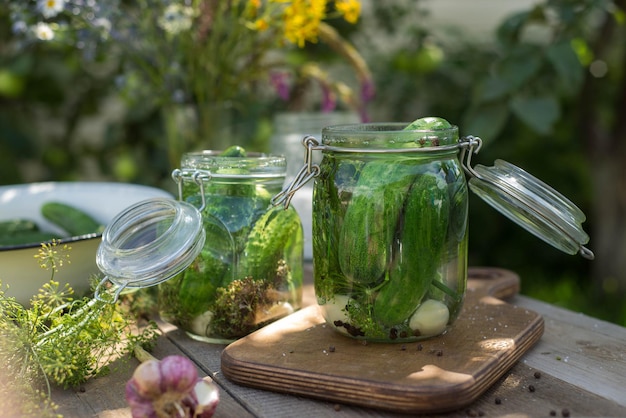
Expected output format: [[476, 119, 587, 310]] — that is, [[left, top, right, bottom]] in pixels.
[[458, 135, 483, 179], [171, 168, 211, 211], [272, 135, 321, 209]]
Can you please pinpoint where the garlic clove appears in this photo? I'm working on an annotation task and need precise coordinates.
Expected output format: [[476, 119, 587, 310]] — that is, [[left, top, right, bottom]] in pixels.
[[409, 299, 450, 337], [320, 294, 351, 335], [159, 355, 199, 394], [193, 377, 220, 418], [129, 359, 162, 398], [189, 310, 213, 337]]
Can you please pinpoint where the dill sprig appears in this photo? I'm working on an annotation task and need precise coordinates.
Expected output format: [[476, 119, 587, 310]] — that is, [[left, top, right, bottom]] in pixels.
[[0, 240, 158, 416]]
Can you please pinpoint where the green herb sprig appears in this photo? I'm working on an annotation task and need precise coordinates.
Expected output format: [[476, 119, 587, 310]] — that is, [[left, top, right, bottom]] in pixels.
[[0, 240, 158, 416]]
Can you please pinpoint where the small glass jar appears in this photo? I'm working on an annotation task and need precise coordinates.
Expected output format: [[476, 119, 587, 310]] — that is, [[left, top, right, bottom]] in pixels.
[[276, 121, 593, 343], [313, 123, 467, 342], [158, 151, 304, 343]]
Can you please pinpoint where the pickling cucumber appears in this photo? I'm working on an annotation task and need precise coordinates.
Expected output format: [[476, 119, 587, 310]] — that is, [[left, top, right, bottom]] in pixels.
[[0, 219, 39, 235], [0, 230, 59, 246], [220, 145, 247, 157], [373, 171, 449, 325], [338, 159, 417, 285], [41, 202, 102, 236], [241, 205, 302, 284]]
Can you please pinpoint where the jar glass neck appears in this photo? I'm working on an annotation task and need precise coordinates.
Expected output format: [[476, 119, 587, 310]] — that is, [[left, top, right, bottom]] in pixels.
[[181, 151, 287, 178], [321, 123, 459, 151]]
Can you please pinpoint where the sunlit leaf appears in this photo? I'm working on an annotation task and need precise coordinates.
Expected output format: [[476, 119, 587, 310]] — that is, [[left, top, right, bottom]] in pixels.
[[509, 95, 560, 135], [570, 38, 593, 67]]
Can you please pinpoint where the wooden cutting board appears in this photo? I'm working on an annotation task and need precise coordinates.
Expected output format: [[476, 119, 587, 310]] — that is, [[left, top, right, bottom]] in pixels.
[[221, 267, 544, 414]]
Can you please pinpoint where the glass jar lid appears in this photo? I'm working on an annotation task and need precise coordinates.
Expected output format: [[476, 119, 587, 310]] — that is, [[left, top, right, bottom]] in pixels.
[[94, 197, 205, 301], [467, 158, 594, 259]]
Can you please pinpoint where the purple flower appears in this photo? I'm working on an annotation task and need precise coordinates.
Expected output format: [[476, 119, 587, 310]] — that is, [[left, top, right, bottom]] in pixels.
[[360, 79, 376, 103], [270, 71, 291, 101], [320, 83, 337, 112]]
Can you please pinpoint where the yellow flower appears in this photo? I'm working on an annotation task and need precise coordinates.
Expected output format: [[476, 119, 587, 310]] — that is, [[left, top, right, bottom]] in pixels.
[[335, 0, 361, 24], [252, 17, 270, 31], [282, 0, 327, 47]]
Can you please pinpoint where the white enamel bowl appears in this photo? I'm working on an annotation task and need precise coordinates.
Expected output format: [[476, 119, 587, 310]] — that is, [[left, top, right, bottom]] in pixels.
[[0, 182, 173, 305]]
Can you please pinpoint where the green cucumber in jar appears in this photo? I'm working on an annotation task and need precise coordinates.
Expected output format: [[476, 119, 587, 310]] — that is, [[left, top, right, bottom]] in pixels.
[[337, 116, 453, 287], [373, 171, 450, 326], [241, 205, 302, 285], [338, 160, 416, 285]]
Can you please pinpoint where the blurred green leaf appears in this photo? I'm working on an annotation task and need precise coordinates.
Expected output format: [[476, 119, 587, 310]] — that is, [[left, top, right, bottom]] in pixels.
[[461, 102, 509, 141], [509, 95, 560, 135], [475, 46, 542, 104], [499, 45, 543, 89], [546, 40, 584, 95], [475, 75, 512, 103], [496, 11, 532, 46]]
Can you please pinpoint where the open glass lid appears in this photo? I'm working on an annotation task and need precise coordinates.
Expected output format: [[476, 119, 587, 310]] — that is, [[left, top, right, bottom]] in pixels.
[[460, 136, 594, 260], [94, 197, 206, 302]]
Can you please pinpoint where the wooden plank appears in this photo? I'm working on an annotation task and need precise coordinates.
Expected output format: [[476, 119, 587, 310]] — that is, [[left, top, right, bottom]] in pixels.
[[513, 295, 626, 407], [219, 268, 545, 414], [434, 362, 626, 418]]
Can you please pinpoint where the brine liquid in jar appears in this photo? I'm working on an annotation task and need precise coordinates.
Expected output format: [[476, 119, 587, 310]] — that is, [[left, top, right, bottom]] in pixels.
[[312, 121, 468, 342]]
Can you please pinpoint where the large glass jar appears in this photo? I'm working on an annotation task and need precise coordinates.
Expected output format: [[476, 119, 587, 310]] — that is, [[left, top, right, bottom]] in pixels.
[[312, 123, 468, 342], [158, 151, 304, 343]]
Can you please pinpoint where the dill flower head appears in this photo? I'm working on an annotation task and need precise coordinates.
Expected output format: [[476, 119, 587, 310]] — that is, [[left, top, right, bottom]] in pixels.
[[34, 239, 71, 273]]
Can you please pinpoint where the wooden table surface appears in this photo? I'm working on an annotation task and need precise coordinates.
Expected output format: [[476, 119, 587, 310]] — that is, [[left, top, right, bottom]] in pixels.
[[52, 266, 626, 418]]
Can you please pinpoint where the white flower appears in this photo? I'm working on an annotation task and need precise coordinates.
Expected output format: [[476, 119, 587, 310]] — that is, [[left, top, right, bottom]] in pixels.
[[158, 4, 196, 35], [33, 22, 55, 41], [92, 17, 112, 39], [38, 0, 66, 19]]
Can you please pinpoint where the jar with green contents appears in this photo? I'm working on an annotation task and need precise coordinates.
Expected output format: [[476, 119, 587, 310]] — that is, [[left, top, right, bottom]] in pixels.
[[159, 149, 304, 343], [94, 147, 304, 344], [276, 117, 593, 343]]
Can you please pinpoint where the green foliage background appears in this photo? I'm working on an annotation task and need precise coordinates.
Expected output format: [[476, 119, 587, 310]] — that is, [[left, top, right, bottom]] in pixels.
[[1, 1, 625, 325]]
